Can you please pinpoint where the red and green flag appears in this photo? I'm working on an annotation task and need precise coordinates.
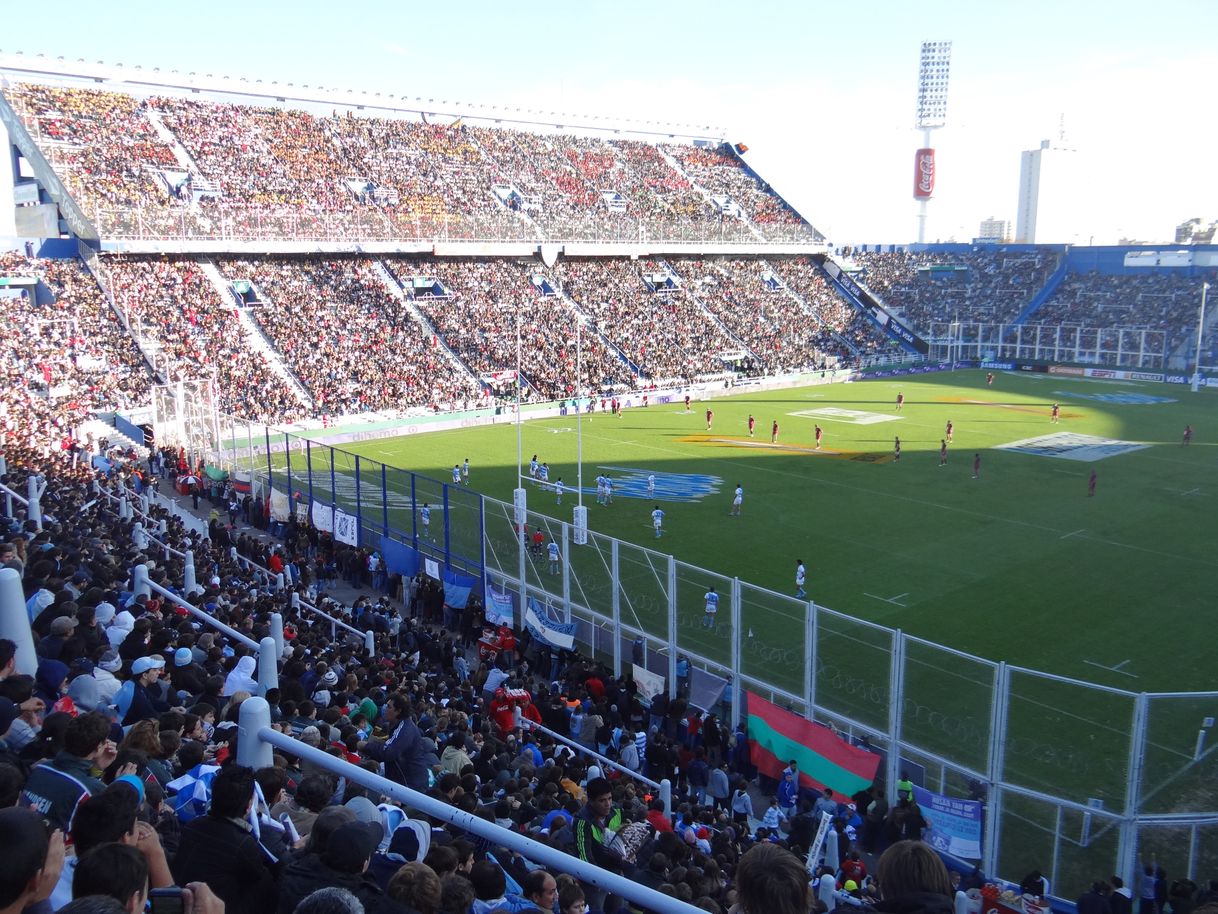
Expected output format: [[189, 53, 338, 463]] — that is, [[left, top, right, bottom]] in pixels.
[[746, 691, 880, 799]]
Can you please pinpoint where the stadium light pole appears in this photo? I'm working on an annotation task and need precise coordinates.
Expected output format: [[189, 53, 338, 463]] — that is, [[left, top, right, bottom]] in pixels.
[[1192, 282, 1209, 392], [513, 307, 527, 531], [913, 40, 951, 244]]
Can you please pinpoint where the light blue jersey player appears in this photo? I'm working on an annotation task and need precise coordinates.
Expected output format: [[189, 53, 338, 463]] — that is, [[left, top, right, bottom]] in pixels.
[[452, 464, 461, 485], [652, 505, 665, 538], [421, 503, 432, 540], [703, 586, 720, 629], [547, 540, 560, 575], [555, 477, 564, 505], [795, 559, 807, 598], [604, 477, 613, 504], [529, 455, 539, 479], [462, 458, 470, 482], [539, 462, 550, 490]]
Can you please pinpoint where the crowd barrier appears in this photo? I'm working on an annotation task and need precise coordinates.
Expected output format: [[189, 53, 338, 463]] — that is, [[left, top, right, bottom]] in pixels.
[[235, 697, 703, 914]]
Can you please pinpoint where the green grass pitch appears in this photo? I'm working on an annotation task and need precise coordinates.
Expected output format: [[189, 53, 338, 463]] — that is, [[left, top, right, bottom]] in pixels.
[[339, 369, 1212, 691], [276, 368, 1218, 885]]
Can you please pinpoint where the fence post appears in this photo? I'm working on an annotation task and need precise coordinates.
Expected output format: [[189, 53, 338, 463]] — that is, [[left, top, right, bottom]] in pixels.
[[561, 522, 571, 624], [183, 549, 196, 594], [0, 568, 37, 676], [1118, 691, 1150, 884], [119, 495, 130, 521], [269, 612, 285, 660], [611, 560, 622, 679], [364, 630, 376, 657], [806, 600, 817, 716], [27, 475, 46, 530], [132, 522, 148, 551], [886, 629, 904, 802], [667, 555, 678, 698], [981, 662, 1009, 880], [730, 577, 742, 730], [236, 696, 274, 769], [257, 637, 279, 696], [275, 572, 285, 592], [660, 778, 672, 818], [132, 563, 151, 599]]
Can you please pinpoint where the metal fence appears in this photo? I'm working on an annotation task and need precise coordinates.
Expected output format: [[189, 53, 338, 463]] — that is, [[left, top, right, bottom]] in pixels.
[[91, 203, 825, 247], [236, 427, 1218, 899], [928, 322, 1167, 369]]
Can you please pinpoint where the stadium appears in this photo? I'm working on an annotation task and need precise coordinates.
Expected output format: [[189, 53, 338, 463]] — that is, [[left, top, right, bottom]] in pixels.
[[0, 38, 1215, 914]]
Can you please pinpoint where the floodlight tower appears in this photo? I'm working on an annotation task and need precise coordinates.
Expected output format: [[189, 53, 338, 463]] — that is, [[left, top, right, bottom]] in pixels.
[[913, 40, 952, 243]]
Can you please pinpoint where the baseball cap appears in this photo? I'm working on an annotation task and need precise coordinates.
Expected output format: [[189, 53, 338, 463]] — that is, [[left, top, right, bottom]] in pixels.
[[174, 647, 193, 667], [131, 656, 166, 675], [844, 881, 859, 892], [321, 821, 384, 873], [50, 616, 78, 636]]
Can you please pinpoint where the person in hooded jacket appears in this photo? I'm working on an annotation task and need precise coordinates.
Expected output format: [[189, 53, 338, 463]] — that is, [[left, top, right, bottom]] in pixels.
[[874, 840, 956, 914], [33, 658, 69, 708]]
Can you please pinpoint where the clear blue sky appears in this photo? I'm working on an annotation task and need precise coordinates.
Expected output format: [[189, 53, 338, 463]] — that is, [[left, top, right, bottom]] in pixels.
[[12, 0, 1217, 243]]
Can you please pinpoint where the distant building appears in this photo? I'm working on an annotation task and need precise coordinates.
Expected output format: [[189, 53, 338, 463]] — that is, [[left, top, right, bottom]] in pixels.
[[1175, 218, 1216, 245], [1015, 140, 1080, 244], [976, 217, 1009, 243]]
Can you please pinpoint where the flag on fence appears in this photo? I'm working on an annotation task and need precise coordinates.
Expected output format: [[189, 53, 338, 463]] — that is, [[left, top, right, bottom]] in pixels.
[[486, 590, 514, 626], [912, 785, 983, 859], [442, 570, 477, 609], [746, 692, 880, 798], [524, 598, 576, 650]]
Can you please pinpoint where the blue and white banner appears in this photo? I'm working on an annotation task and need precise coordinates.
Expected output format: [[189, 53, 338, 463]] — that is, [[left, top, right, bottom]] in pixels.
[[486, 589, 514, 626], [524, 598, 576, 650], [912, 785, 983, 859]]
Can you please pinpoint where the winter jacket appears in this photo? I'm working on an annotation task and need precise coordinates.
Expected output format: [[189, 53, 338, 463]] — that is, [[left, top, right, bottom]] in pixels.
[[21, 751, 106, 831]]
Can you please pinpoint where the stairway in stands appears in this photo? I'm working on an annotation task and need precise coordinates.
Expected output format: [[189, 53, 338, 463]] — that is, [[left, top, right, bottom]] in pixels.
[[762, 259, 861, 359], [143, 107, 222, 198], [196, 260, 315, 409], [654, 147, 766, 242], [369, 260, 483, 385]]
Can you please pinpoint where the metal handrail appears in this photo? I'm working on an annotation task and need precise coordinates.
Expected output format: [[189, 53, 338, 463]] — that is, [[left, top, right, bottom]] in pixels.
[[236, 698, 704, 914]]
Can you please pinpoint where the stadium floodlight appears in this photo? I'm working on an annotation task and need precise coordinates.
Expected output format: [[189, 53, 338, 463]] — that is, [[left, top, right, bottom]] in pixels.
[[915, 40, 952, 129], [913, 40, 952, 243]]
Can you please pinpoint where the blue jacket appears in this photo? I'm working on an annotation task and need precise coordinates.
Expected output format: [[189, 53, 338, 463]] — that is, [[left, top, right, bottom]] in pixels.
[[363, 717, 429, 792]]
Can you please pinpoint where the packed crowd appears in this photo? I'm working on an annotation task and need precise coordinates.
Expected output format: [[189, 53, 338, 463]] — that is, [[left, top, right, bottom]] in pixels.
[[560, 260, 741, 383], [217, 258, 486, 415], [103, 258, 305, 423], [850, 251, 1061, 329], [772, 259, 893, 358], [0, 421, 1007, 914], [386, 259, 635, 401], [0, 253, 153, 453], [4, 82, 821, 242], [1030, 270, 1216, 354], [660, 146, 810, 232], [7, 84, 179, 211], [668, 257, 854, 373]]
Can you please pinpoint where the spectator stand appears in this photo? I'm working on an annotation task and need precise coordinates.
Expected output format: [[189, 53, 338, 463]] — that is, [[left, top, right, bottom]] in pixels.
[[515, 710, 674, 816], [235, 697, 702, 914], [0, 469, 45, 530]]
